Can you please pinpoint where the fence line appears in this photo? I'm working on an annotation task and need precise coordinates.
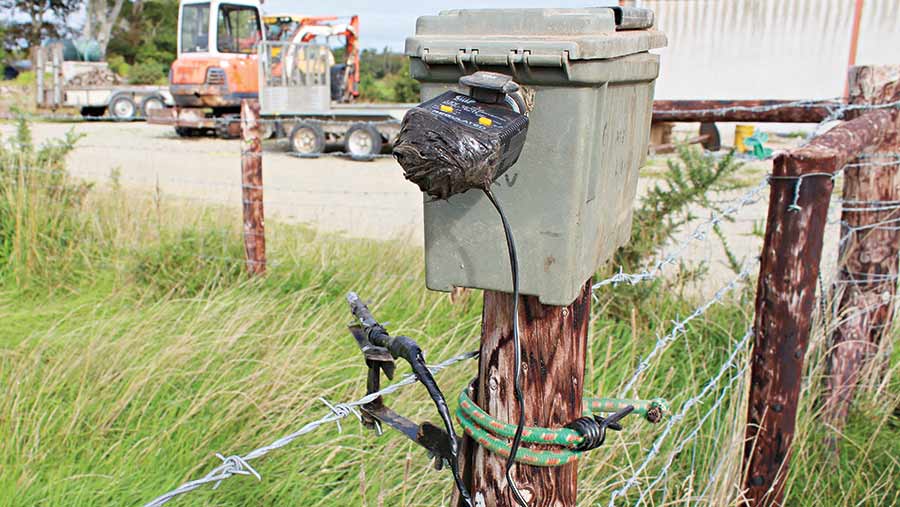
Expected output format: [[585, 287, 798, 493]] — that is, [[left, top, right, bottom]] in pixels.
[[593, 177, 769, 290], [619, 260, 758, 397], [607, 327, 753, 506], [143, 350, 478, 507]]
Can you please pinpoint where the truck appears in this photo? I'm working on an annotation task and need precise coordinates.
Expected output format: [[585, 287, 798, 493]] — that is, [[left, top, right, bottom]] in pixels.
[[33, 43, 174, 120], [149, 0, 409, 157]]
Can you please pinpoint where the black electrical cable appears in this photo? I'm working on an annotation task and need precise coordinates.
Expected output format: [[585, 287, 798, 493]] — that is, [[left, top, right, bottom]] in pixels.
[[347, 294, 473, 506], [484, 188, 529, 507]]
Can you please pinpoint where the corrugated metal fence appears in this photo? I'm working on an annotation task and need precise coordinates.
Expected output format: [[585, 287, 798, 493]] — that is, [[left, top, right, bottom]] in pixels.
[[638, 0, 900, 99]]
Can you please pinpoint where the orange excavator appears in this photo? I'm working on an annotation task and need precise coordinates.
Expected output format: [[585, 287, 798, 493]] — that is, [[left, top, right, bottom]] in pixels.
[[152, 0, 360, 137]]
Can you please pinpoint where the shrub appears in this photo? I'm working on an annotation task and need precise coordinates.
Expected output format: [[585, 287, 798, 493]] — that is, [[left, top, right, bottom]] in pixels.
[[127, 60, 166, 85], [14, 70, 35, 86], [107, 54, 131, 78]]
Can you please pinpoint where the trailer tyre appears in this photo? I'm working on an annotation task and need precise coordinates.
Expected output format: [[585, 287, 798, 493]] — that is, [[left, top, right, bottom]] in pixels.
[[699, 122, 721, 152], [344, 123, 383, 158], [109, 94, 137, 121], [289, 122, 325, 155], [140, 95, 166, 118]]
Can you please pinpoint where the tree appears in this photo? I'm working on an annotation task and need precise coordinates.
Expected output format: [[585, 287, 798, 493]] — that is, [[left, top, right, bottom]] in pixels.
[[83, 0, 127, 56], [107, 0, 178, 65], [0, 0, 81, 49]]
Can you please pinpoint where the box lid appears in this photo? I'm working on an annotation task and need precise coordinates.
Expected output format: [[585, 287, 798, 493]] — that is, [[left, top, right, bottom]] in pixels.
[[406, 8, 666, 65]]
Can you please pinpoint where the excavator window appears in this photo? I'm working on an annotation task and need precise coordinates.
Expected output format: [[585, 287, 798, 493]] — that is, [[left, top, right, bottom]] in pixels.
[[217, 4, 262, 54], [180, 3, 211, 53]]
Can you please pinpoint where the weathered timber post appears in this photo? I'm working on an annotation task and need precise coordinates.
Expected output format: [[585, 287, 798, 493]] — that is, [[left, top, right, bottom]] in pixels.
[[34, 46, 45, 108], [240, 99, 266, 276], [458, 281, 591, 507], [824, 65, 900, 427], [51, 44, 63, 108], [743, 109, 896, 506]]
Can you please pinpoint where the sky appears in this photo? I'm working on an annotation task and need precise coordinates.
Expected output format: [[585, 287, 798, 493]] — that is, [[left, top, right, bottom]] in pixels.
[[262, 1, 619, 51]]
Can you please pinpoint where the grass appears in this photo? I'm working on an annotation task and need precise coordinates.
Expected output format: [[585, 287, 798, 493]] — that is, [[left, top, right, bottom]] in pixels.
[[0, 124, 897, 506]]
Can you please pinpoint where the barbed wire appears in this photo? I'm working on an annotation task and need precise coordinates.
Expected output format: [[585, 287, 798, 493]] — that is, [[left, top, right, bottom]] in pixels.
[[607, 326, 753, 507], [143, 349, 478, 506], [593, 176, 769, 291], [633, 363, 748, 506], [618, 260, 757, 397]]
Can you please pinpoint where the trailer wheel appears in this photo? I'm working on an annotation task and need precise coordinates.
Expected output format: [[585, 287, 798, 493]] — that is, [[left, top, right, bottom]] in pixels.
[[140, 95, 166, 118], [344, 123, 383, 158], [109, 94, 137, 121], [289, 122, 325, 155], [215, 114, 241, 139], [699, 122, 721, 152]]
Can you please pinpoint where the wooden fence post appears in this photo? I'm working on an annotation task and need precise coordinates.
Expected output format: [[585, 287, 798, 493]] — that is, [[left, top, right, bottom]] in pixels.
[[240, 99, 266, 276], [458, 281, 591, 507], [742, 110, 897, 506], [34, 46, 45, 108], [824, 65, 900, 427]]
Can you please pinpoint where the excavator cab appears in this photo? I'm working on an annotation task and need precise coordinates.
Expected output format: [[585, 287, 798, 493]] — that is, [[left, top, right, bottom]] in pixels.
[[262, 14, 360, 102], [155, 0, 361, 137], [168, 0, 264, 132]]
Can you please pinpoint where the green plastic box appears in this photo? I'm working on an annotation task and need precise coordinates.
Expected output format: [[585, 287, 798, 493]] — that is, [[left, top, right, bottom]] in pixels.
[[406, 7, 666, 306]]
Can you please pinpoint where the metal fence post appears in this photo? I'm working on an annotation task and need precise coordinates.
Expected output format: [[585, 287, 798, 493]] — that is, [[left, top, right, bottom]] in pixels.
[[240, 99, 266, 276], [743, 109, 896, 506], [824, 65, 900, 427]]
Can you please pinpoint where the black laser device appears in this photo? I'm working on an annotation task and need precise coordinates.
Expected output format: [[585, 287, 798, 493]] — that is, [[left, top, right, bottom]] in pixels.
[[393, 72, 529, 200]]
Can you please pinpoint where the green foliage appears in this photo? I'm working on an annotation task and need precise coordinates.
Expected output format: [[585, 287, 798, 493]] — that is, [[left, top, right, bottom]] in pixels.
[[106, 54, 131, 77], [0, 127, 896, 507], [13, 70, 35, 85], [359, 47, 406, 79], [131, 227, 244, 296], [107, 0, 179, 69], [598, 145, 746, 317], [358, 50, 420, 103], [617, 146, 744, 269], [127, 59, 166, 85]]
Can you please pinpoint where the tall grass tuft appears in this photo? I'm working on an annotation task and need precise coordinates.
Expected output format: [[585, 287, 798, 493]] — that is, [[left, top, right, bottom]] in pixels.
[[0, 119, 90, 290]]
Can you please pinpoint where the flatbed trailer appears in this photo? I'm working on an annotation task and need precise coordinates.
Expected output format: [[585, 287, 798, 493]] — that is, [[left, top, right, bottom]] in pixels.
[[151, 42, 412, 157], [34, 43, 174, 120]]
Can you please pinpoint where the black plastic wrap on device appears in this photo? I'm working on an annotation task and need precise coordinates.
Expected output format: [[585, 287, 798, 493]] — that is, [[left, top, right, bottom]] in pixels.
[[393, 107, 506, 200]]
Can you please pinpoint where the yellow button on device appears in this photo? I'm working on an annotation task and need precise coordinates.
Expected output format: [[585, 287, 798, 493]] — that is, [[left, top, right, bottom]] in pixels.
[[478, 117, 493, 126], [440, 104, 453, 113]]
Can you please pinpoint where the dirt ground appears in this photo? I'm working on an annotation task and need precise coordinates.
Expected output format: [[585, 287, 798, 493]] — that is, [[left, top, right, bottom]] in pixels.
[[3, 120, 425, 243], [2, 119, 844, 293]]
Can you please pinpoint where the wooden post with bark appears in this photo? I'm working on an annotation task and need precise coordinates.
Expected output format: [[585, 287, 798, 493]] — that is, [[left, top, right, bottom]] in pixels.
[[742, 106, 897, 506], [456, 281, 591, 507], [240, 99, 266, 276], [823, 65, 900, 427]]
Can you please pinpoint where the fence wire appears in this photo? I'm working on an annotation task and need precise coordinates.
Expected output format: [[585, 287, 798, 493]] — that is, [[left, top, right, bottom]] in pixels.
[[607, 327, 753, 507], [143, 350, 478, 507]]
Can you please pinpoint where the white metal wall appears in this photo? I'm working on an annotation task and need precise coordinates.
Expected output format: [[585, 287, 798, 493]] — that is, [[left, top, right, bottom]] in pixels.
[[638, 0, 900, 99]]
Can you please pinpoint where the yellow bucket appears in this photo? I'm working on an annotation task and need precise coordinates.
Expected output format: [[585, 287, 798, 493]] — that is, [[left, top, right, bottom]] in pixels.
[[734, 124, 755, 153]]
